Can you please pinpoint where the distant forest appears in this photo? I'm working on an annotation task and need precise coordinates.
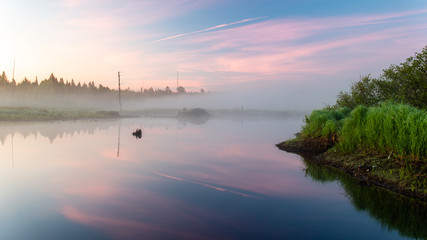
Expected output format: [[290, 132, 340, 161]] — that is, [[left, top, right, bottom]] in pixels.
[[0, 72, 206, 98]]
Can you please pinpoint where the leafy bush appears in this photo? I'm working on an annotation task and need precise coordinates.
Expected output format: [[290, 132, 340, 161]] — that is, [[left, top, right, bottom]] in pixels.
[[336, 46, 427, 109], [302, 46, 427, 160], [336, 76, 387, 109]]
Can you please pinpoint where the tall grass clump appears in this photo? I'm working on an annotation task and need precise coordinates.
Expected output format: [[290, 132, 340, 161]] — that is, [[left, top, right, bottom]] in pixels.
[[337, 103, 427, 161], [301, 107, 351, 141], [336, 105, 369, 152]]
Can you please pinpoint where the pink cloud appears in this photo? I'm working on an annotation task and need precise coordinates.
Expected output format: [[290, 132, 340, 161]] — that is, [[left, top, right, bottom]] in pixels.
[[39, 3, 427, 93], [141, 10, 427, 90]]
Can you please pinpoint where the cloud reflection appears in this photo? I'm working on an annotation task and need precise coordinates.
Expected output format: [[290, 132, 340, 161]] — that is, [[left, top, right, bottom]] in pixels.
[[1, 118, 344, 239]]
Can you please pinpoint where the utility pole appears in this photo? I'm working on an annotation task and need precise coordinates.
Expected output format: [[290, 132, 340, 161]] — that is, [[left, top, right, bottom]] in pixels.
[[176, 71, 179, 93], [12, 57, 15, 82], [118, 71, 122, 112]]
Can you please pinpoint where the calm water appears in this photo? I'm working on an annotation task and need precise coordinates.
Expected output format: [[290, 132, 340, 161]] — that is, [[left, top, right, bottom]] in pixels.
[[0, 117, 425, 240]]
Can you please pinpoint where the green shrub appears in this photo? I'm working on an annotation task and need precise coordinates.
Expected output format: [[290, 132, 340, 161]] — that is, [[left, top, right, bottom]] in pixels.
[[337, 105, 369, 152], [300, 103, 426, 160], [336, 103, 427, 160], [301, 107, 351, 140], [336, 46, 427, 109]]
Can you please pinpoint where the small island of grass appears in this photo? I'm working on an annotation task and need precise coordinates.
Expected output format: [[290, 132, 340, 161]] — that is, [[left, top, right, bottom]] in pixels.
[[277, 46, 427, 201]]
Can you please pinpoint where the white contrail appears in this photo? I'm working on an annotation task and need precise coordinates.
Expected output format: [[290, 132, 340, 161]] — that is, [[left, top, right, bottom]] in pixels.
[[152, 16, 267, 43]]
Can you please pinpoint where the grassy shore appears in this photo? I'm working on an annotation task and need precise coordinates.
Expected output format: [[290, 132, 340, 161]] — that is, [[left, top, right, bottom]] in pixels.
[[0, 107, 120, 121], [277, 102, 427, 201]]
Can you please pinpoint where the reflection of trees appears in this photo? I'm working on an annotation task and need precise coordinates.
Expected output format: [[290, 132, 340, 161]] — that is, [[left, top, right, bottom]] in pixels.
[[302, 157, 427, 240], [0, 118, 188, 145], [0, 120, 116, 144]]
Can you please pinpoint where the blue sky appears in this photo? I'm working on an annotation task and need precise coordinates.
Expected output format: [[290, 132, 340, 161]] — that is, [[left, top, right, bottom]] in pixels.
[[1, 0, 426, 109]]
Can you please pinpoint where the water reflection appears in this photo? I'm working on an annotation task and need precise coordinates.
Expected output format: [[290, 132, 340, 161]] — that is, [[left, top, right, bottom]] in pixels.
[[0, 120, 116, 144], [0, 117, 201, 146], [117, 120, 121, 157], [302, 156, 427, 239], [0, 118, 420, 239]]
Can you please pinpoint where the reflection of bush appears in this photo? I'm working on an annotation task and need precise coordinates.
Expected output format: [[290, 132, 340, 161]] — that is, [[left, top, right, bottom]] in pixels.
[[177, 108, 211, 125], [303, 160, 336, 183], [302, 157, 427, 239]]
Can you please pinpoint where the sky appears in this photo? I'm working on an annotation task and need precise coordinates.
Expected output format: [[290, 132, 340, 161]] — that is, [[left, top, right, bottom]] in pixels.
[[1, 0, 427, 110]]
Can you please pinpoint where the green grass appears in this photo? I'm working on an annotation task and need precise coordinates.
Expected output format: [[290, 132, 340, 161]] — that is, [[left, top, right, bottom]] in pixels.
[[336, 103, 427, 161], [0, 107, 120, 121], [300, 103, 426, 161], [292, 100, 427, 198], [301, 107, 351, 140]]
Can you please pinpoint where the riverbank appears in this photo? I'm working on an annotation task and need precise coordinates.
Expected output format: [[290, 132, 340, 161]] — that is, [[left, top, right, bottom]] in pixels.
[[277, 137, 427, 202], [0, 107, 120, 121]]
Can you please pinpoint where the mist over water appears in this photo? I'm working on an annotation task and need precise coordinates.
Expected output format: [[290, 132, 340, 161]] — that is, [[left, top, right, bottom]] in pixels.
[[117, 89, 324, 113], [0, 90, 313, 113]]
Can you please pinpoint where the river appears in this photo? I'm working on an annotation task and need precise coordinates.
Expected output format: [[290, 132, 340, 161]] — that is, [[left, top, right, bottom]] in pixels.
[[0, 116, 425, 239]]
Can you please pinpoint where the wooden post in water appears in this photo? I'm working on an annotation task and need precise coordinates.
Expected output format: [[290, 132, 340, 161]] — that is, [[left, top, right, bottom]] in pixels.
[[118, 71, 122, 112]]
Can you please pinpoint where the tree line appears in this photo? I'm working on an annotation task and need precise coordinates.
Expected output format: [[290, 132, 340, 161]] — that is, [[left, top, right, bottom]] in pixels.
[[0, 72, 206, 98]]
